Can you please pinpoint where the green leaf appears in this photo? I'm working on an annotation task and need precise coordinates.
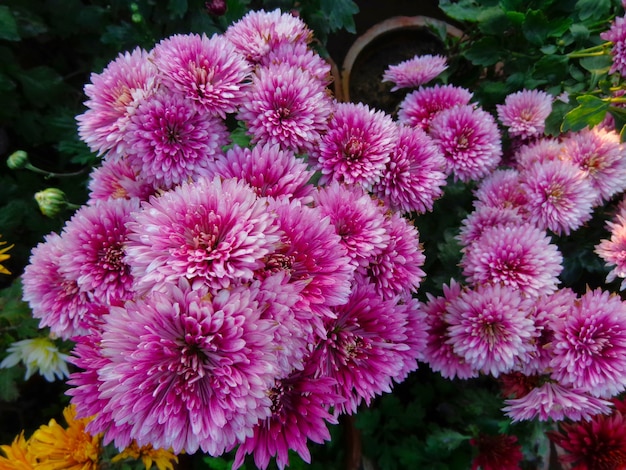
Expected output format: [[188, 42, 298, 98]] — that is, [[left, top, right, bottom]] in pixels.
[[476, 6, 508, 35], [561, 95, 610, 132], [463, 37, 503, 66], [438, 0, 483, 22], [320, 0, 359, 34], [167, 0, 188, 19], [0, 367, 21, 402], [570, 23, 590, 42], [544, 99, 571, 136], [0, 6, 20, 41], [17, 66, 64, 107], [424, 428, 469, 457], [576, 0, 611, 21], [579, 55, 612, 75]]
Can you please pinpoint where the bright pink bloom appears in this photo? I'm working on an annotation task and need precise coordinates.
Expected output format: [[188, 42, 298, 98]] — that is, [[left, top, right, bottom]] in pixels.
[[260, 41, 332, 85], [372, 125, 447, 214], [457, 205, 525, 248], [596, 213, 626, 290], [601, 15, 626, 76], [496, 89, 552, 140], [470, 434, 523, 470], [87, 158, 157, 203], [151, 33, 251, 118], [397, 84, 473, 130], [382, 54, 447, 91], [513, 137, 564, 169], [429, 104, 502, 182], [472, 168, 527, 210], [393, 296, 429, 382]]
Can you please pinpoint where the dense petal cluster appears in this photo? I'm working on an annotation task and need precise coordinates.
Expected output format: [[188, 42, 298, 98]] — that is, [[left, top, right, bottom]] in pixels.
[[382, 54, 448, 91], [601, 15, 626, 76], [496, 89, 552, 140]]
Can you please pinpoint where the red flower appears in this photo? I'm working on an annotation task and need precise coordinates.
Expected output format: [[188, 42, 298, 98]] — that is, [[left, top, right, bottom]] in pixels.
[[470, 434, 523, 470]]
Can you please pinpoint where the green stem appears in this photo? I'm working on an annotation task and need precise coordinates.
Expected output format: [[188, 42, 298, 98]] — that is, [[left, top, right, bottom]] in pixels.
[[568, 42, 611, 58], [24, 163, 87, 179]]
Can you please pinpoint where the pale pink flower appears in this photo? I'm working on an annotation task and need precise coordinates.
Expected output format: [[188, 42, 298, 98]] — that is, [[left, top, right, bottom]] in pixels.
[[260, 41, 332, 85], [457, 205, 525, 248], [601, 15, 626, 76], [472, 168, 528, 210], [87, 158, 157, 203], [596, 213, 626, 289], [382, 54, 448, 91], [397, 84, 473, 130], [496, 89, 553, 140], [513, 138, 564, 169]]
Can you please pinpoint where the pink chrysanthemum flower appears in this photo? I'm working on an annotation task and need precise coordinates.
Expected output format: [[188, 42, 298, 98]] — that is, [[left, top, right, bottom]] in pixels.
[[397, 84, 473, 130], [519, 159, 597, 235], [312, 102, 397, 189], [124, 91, 229, 189], [393, 296, 429, 382], [362, 211, 426, 300], [503, 382, 613, 422], [233, 363, 342, 470], [496, 89, 553, 140], [601, 15, 626, 76], [562, 127, 626, 204], [382, 54, 448, 91], [550, 289, 626, 398], [596, 213, 626, 290], [445, 283, 536, 377], [207, 143, 315, 203], [260, 41, 332, 85], [470, 434, 524, 470], [429, 104, 502, 182], [312, 280, 413, 414], [457, 205, 525, 248], [473, 168, 527, 210], [225, 9, 312, 64], [87, 158, 157, 203], [372, 125, 447, 214], [125, 177, 281, 295], [151, 33, 251, 118], [513, 137, 564, 169], [60, 198, 139, 306], [22, 233, 97, 339], [461, 222, 563, 297], [237, 63, 332, 154], [314, 182, 389, 268], [421, 280, 479, 380], [77, 47, 158, 156]]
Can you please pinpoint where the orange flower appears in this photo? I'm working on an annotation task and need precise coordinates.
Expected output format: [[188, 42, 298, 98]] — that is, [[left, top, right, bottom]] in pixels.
[[0, 432, 36, 470], [112, 441, 178, 470], [0, 236, 13, 275]]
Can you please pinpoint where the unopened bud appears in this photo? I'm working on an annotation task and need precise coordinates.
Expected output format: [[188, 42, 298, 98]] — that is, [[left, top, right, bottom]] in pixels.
[[205, 0, 227, 16], [35, 188, 68, 218], [7, 150, 29, 170]]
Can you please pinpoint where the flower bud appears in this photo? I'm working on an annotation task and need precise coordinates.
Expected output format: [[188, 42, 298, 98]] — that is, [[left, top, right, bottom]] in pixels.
[[35, 188, 68, 218], [6, 150, 29, 170], [205, 0, 227, 16]]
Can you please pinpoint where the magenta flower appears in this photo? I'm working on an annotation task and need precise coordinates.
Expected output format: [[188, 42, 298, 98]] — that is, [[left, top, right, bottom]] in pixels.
[[596, 213, 626, 289], [519, 159, 597, 235], [151, 33, 251, 118], [513, 138, 564, 169], [87, 158, 157, 203], [260, 41, 332, 85], [503, 382, 613, 422], [457, 205, 525, 248], [382, 54, 448, 91], [472, 168, 528, 211], [124, 91, 230, 188], [496, 89, 552, 140], [125, 177, 281, 294], [397, 84, 473, 130], [372, 125, 447, 214], [445, 283, 536, 377], [314, 182, 389, 268], [312, 102, 397, 189], [94, 281, 278, 455], [429, 104, 502, 182], [76, 47, 158, 156], [393, 296, 429, 382], [461, 222, 563, 297], [60, 198, 139, 305], [207, 143, 314, 202], [550, 288, 626, 398], [601, 15, 626, 76], [237, 63, 333, 154]]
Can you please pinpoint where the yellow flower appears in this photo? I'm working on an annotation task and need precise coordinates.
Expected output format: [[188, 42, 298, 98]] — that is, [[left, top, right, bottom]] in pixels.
[[0, 236, 13, 275], [0, 432, 36, 470], [27, 405, 101, 470], [112, 441, 179, 470]]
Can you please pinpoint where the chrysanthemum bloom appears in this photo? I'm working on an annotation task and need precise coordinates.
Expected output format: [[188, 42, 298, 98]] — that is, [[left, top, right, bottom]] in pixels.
[[496, 89, 552, 140], [312, 280, 413, 414], [233, 363, 342, 470], [87, 158, 157, 203], [207, 143, 315, 203], [0, 337, 70, 382], [372, 125, 447, 214], [601, 15, 626, 76], [260, 41, 332, 85], [429, 104, 502, 182], [125, 177, 281, 294], [362, 211, 426, 300], [550, 288, 626, 398], [314, 182, 389, 268], [502, 381, 613, 422], [445, 283, 536, 377], [237, 63, 333, 154], [596, 213, 626, 290], [469, 434, 524, 470], [60, 198, 138, 305], [549, 410, 626, 470], [0, 431, 36, 469], [498, 372, 542, 400], [519, 159, 597, 235], [513, 137, 564, 169], [421, 280, 479, 380], [461, 222, 563, 297], [225, 9, 312, 64], [124, 91, 230, 188], [392, 296, 429, 382], [562, 127, 626, 204], [312, 102, 397, 189], [382, 54, 448, 91], [77, 47, 158, 156], [457, 206, 525, 248], [112, 442, 178, 470], [22, 233, 97, 339], [472, 168, 527, 210], [28, 405, 101, 470], [151, 33, 251, 118], [397, 84, 473, 130], [95, 281, 277, 455], [0, 235, 13, 275]]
